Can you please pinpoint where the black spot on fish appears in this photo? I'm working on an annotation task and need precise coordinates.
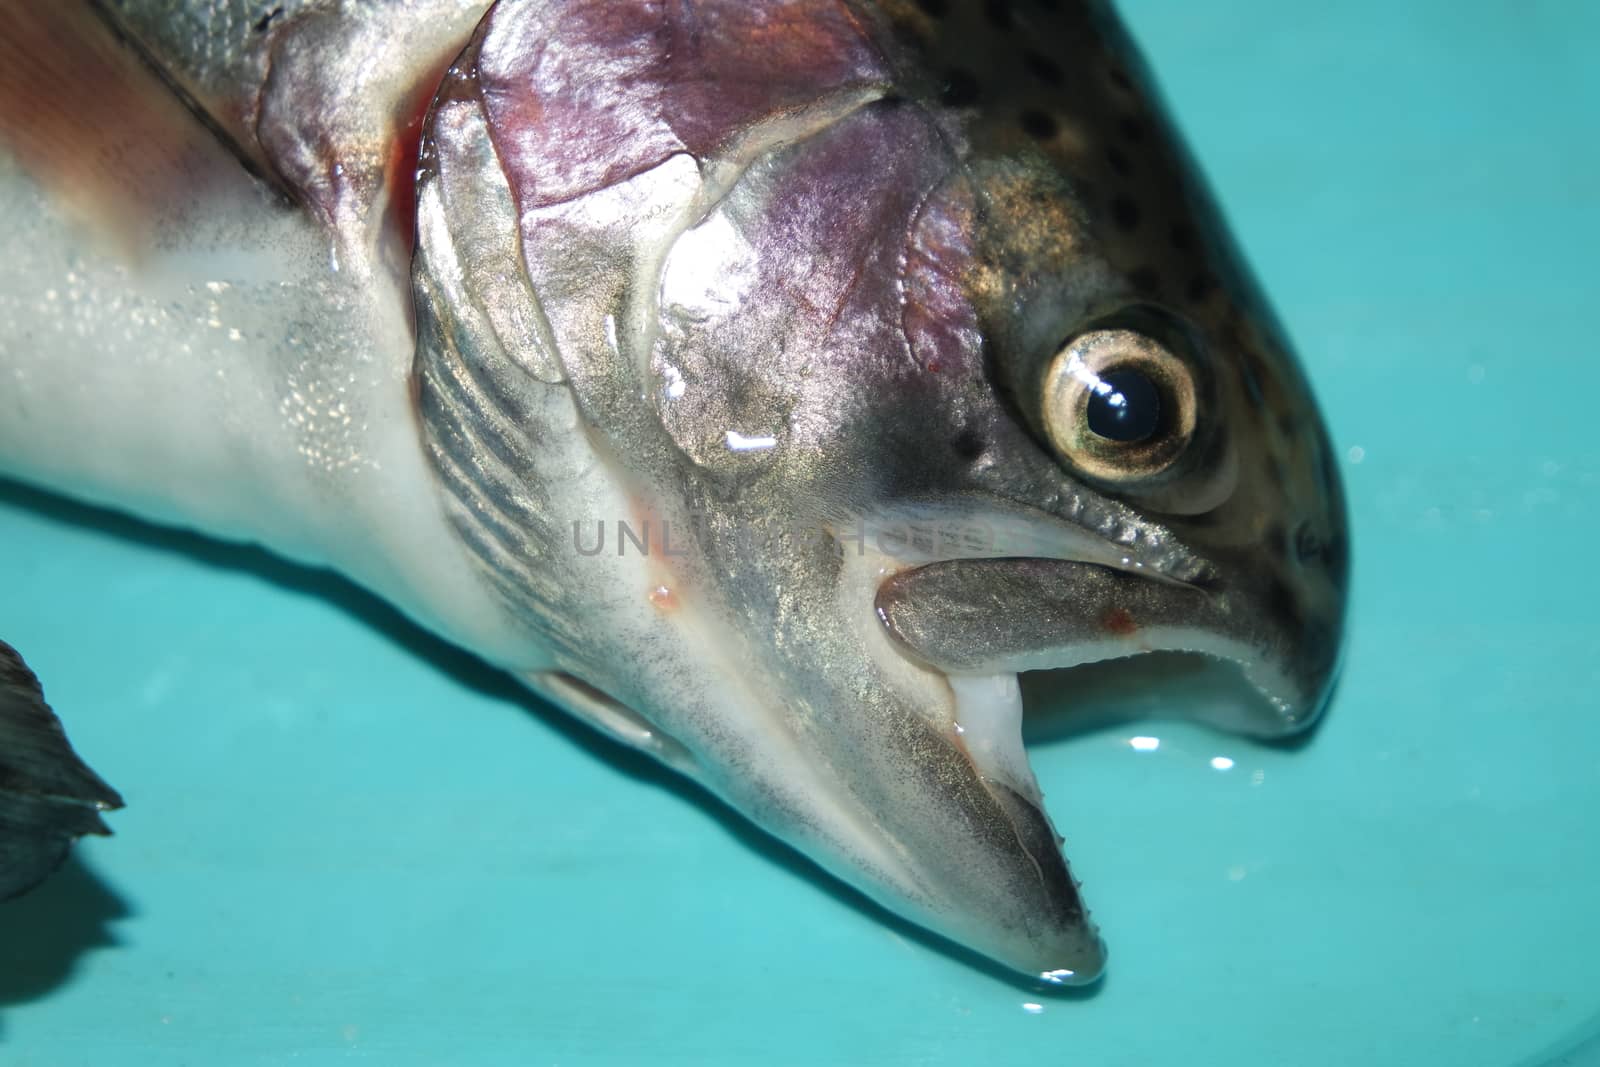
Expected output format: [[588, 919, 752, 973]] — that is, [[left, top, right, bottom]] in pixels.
[[1185, 274, 1216, 304], [1023, 51, 1065, 85], [1110, 196, 1141, 232], [1117, 116, 1146, 143], [253, 5, 283, 32], [1293, 522, 1325, 566], [952, 430, 986, 461], [941, 68, 980, 107], [1169, 222, 1197, 252], [916, 0, 949, 17], [1128, 266, 1161, 296], [1108, 67, 1134, 93], [1107, 148, 1133, 176], [1020, 109, 1058, 140], [982, 0, 1013, 29]]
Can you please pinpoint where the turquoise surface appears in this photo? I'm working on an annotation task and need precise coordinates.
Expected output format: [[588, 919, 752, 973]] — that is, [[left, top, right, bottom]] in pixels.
[[3, 1, 1599, 1063]]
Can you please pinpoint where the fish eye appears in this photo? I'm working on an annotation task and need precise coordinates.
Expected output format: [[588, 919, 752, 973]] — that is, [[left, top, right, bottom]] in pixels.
[[1085, 367, 1162, 442], [1041, 327, 1198, 486]]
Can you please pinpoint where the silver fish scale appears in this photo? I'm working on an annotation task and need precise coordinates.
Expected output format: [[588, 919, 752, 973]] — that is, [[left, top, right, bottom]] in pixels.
[[92, 0, 316, 105]]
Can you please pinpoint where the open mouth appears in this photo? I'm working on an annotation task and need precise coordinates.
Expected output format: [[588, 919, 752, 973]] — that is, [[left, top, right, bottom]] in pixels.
[[869, 550, 1335, 867], [874, 554, 1335, 740], [861, 536, 1342, 973], [838, 495, 1332, 743]]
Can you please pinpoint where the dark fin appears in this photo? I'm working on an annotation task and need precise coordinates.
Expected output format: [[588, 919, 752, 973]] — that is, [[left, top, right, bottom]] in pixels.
[[0, 641, 123, 901]]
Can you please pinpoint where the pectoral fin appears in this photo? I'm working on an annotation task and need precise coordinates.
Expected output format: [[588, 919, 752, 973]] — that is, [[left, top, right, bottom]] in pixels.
[[0, 641, 123, 900]]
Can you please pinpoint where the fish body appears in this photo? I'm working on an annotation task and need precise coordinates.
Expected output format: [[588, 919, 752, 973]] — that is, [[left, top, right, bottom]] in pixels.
[[0, 0, 1346, 982]]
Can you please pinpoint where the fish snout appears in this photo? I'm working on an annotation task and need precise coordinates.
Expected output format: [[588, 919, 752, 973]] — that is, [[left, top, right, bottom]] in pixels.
[[1220, 529, 1348, 736]]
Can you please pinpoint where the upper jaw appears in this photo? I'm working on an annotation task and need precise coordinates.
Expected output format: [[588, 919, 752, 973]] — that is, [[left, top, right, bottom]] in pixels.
[[875, 551, 1342, 739]]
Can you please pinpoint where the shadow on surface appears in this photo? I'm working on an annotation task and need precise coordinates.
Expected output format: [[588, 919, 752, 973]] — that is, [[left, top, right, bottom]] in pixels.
[[0, 854, 131, 1036], [0, 478, 1103, 997], [1529, 1010, 1600, 1067]]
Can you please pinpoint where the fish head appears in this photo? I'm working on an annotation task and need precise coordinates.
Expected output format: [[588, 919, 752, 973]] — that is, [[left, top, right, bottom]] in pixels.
[[416, 0, 1346, 983], [886, 0, 1350, 737]]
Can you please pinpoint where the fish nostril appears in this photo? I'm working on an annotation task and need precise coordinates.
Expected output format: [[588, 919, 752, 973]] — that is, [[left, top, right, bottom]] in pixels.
[[1293, 521, 1340, 572], [1292, 521, 1320, 563]]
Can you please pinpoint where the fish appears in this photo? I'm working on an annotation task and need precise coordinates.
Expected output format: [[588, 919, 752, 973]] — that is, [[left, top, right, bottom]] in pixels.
[[0, 0, 1347, 983]]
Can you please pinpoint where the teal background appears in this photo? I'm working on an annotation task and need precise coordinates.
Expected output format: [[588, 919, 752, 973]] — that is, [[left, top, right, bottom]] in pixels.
[[3, 1, 1599, 1063]]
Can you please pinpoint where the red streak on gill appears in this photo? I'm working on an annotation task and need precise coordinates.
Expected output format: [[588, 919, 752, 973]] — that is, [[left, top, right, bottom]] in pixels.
[[386, 56, 455, 258]]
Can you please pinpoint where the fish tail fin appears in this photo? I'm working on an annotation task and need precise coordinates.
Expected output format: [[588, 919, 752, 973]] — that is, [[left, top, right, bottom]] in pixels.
[[0, 640, 123, 900]]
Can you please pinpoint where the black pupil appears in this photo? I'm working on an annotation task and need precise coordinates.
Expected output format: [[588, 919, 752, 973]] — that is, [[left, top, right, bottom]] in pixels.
[[1085, 368, 1162, 442]]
